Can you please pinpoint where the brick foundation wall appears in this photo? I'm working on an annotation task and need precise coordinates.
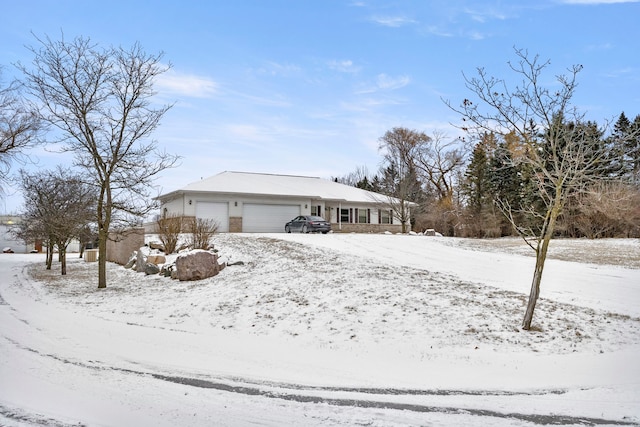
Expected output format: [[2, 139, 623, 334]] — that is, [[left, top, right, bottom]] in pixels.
[[330, 223, 403, 234], [229, 217, 242, 232]]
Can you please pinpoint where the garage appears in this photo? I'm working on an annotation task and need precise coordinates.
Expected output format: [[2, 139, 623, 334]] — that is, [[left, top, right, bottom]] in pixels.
[[195, 202, 229, 232], [242, 204, 300, 233]]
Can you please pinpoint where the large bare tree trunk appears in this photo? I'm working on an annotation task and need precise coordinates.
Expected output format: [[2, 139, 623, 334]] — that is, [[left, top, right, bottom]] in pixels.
[[46, 240, 54, 270], [60, 247, 67, 276], [98, 228, 108, 288]]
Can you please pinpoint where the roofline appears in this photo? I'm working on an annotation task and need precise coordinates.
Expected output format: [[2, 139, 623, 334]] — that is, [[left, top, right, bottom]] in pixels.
[[225, 170, 322, 180], [156, 171, 418, 206], [157, 189, 417, 207], [158, 190, 349, 203]]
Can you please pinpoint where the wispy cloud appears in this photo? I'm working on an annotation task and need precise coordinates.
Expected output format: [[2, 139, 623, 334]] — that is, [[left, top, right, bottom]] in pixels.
[[422, 26, 489, 41], [328, 59, 361, 73], [369, 15, 417, 27], [237, 92, 292, 108], [463, 7, 509, 23], [156, 70, 218, 98], [376, 73, 410, 90], [603, 66, 635, 78], [257, 61, 302, 77], [468, 31, 487, 40], [585, 42, 613, 51], [225, 124, 274, 144], [340, 97, 403, 112], [355, 73, 411, 94], [423, 25, 454, 38]]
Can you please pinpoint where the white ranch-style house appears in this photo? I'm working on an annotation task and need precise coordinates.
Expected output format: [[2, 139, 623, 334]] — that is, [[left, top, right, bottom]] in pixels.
[[157, 171, 413, 233]]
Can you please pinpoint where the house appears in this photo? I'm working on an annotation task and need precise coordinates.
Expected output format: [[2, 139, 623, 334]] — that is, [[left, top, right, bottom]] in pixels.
[[0, 215, 40, 253], [156, 171, 414, 233]]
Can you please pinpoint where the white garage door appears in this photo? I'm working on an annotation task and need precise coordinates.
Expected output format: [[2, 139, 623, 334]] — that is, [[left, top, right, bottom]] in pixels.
[[242, 204, 300, 233], [195, 202, 229, 232]]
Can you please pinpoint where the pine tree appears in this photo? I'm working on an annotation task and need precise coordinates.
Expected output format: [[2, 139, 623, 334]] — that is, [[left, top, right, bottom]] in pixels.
[[462, 133, 495, 215], [627, 115, 640, 183], [488, 132, 528, 234], [608, 112, 640, 182], [605, 113, 627, 177]]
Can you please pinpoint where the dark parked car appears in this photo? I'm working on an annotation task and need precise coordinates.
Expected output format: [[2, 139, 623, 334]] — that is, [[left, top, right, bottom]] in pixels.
[[285, 215, 331, 234]]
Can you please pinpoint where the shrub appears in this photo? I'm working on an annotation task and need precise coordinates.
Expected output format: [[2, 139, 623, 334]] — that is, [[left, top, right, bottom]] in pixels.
[[155, 213, 183, 254], [186, 218, 219, 250]]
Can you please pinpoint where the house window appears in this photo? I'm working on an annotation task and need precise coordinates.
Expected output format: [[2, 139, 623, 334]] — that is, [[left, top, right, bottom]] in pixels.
[[340, 208, 350, 223], [311, 205, 321, 216], [357, 208, 369, 224], [379, 209, 393, 224]]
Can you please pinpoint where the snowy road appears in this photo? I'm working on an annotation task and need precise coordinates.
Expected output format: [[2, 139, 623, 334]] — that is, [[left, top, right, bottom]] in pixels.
[[1, 234, 639, 426]]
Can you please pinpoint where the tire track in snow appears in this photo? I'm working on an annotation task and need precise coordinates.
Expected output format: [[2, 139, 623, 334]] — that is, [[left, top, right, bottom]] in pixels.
[[151, 374, 637, 426], [4, 336, 636, 427]]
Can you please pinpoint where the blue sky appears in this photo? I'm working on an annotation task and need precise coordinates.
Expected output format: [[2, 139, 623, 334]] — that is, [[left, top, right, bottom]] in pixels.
[[1, 0, 639, 213]]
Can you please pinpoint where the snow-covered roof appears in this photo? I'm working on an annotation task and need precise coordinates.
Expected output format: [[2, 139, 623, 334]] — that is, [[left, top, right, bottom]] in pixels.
[[160, 171, 411, 204]]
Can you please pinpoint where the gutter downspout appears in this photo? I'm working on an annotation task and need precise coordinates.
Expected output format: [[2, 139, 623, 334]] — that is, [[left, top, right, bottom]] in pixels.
[[339, 202, 342, 231]]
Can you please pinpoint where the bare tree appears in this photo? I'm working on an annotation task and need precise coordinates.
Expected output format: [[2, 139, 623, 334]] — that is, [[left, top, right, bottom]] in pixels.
[[77, 223, 98, 259], [378, 127, 429, 233], [0, 69, 41, 186], [377, 127, 465, 234], [16, 167, 95, 275], [447, 48, 605, 330], [572, 181, 640, 238], [20, 34, 179, 288], [412, 131, 466, 235], [413, 130, 465, 205], [333, 165, 375, 189]]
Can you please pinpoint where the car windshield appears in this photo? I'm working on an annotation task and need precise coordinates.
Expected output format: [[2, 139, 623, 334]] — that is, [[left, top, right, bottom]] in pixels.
[[308, 216, 325, 221]]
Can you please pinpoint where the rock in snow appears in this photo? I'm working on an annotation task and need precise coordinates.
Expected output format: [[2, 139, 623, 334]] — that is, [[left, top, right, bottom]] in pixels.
[[144, 263, 160, 275], [174, 250, 222, 281]]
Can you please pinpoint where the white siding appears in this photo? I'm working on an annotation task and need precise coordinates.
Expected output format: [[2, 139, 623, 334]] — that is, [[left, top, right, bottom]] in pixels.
[[195, 202, 229, 232], [0, 225, 28, 253], [242, 204, 300, 233]]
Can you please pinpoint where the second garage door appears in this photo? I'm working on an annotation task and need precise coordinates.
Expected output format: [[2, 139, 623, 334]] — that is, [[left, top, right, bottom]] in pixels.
[[242, 204, 300, 232], [195, 202, 229, 232]]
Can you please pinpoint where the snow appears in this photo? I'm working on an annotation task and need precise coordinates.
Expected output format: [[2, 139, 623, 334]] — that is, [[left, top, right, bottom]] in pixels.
[[1, 233, 639, 426], [167, 171, 401, 204]]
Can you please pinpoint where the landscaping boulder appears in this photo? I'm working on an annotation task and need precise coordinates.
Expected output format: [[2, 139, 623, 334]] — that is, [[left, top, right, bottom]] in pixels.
[[147, 254, 166, 265], [175, 250, 221, 281], [124, 251, 137, 269], [136, 249, 146, 273], [149, 241, 165, 252], [160, 263, 175, 277], [144, 263, 160, 275]]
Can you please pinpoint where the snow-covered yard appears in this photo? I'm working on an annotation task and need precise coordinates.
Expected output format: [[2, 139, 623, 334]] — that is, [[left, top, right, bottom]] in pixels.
[[1, 233, 639, 426]]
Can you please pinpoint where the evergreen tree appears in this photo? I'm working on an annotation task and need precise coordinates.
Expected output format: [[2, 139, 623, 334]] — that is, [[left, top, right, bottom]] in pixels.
[[488, 132, 528, 234], [608, 112, 640, 182], [355, 176, 374, 191], [462, 133, 496, 216], [607, 112, 630, 177], [627, 115, 640, 183], [460, 133, 500, 236]]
